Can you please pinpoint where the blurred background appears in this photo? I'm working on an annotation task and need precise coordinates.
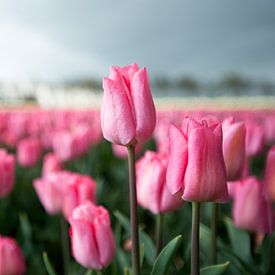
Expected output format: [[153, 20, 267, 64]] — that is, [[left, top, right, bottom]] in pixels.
[[0, 0, 275, 108]]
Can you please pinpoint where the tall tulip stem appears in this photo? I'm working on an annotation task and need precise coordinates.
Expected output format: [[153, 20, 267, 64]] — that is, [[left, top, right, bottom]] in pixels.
[[191, 202, 200, 275], [60, 216, 70, 275], [156, 213, 163, 254], [210, 203, 218, 265], [127, 145, 140, 275]]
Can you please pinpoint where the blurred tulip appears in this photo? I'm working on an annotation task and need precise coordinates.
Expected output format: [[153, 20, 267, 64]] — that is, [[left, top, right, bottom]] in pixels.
[[17, 137, 42, 167], [233, 177, 273, 234], [136, 151, 183, 214], [0, 149, 15, 198], [33, 172, 68, 215], [0, 235, 26, 275], [265, 146, 275, 201], [245, 121, 264, 157], [222, 117, 246, 180], [69, 202, 116, 270], [167, 117, 229, 202], [62, 174, 96, 220], [101, 63, 156, 145], [42, 153, 62, 176]]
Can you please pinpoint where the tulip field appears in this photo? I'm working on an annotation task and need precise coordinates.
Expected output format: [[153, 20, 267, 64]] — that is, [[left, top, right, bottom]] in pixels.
[[1, 65, 275, 275]]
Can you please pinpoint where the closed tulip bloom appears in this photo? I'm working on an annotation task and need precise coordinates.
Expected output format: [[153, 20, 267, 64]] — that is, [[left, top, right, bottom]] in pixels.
[[167, 117, 229, 202], [101, 63, 156, 146], [33, 172, 68, 214], [265, 146, 275, 201], [62, 174, 96, 220], [136, 151, 183, 214], [42, 153, 62, 176], [0, 149, 15, 198], [222, 117, 246, 181], [245, 121, 264, 157], [233, 177, 273, 233], [0, 235, 26, 275], [17, 137, 42, 167], [69, 202, 116, 270]]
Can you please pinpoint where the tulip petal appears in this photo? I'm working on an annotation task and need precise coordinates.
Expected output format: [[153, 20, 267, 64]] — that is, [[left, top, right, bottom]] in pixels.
[[166, 124, 187, 196], [70, 219, 102, 269], [101, 77, 136, 145], [131, 68, 156, 142]]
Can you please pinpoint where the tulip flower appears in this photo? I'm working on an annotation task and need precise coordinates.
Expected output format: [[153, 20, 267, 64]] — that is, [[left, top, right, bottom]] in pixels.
[[33, 172, 69, 215], [69, 202, 116, 270], [233, 177, 273, 234], [17, 137, 42, 167], [0, 235, 26, 275], [0, 149, 15, 198], [265, 146, 275, 201], [136, 150, 183, 214], [42, 153, 62, 176], [222, 117, 246, 181], [245, 121, 264, 157], [167, 117, 229, 203], [101, 63, 156, 146], [62, 174, 96, 220]]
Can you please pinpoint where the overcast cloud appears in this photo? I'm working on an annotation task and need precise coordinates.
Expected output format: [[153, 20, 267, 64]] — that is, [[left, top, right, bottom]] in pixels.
[[0, 0, 274, 82]]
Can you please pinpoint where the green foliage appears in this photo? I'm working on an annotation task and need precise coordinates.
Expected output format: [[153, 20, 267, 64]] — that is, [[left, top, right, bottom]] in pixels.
[[151, 235, 182, 275]]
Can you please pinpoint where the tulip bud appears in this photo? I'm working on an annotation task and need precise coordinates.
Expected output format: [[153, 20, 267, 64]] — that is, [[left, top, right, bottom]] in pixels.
[[0, 149, 15, 198], [222, 117, 246, 181], [0, 235, 26, 275], [167, 117, 229, 202], [136, 151, 183, 214], [17, 137, 42, 167], [69, 202, 116, 270], [233, 177, 273, 234], [245, 121, 264, 157], [101, 64, 156, 146], [42, 153, 62, 176], [33, 172, 68, 215], [62, 174, 96, 220], [265, 146, 275, 201]]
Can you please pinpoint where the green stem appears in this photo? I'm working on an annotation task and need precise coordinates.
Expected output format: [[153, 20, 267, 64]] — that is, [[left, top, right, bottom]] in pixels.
[[60, 216, 70, 275], [127, 145, 140, 275], [210, 203, 218, 265], [191, 202, 200, 275], [155, 213, 163, 254], [96, 270, 104, 275]]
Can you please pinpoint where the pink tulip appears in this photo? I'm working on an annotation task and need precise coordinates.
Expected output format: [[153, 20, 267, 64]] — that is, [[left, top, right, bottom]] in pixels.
[[0, 235, 26, 275], [42, 153, 62, 176], [101, 63, 156, 146], [245, 121, 264, 157], [167, 117, 229, 202], [222, 117, 246, 181], [233, 177, 273, 234], [265, 146, 275, 201], [136, 151, 183, 214], [0, 149, 15, 198], [62, 174, 96, 220], [52, 131, 76, 162], [69, 202, 116, 270], [17, 137, 42, 167], [33, 172, 68, 215]]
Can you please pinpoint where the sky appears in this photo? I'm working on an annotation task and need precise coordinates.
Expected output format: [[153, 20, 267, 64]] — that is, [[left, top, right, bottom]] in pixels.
[[0, 0, 274, 82]]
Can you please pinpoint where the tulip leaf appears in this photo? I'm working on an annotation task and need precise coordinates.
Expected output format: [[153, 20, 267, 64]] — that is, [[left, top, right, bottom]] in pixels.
[[259, 235, 275, 274], [200, 261, 230, 275], [151, 235, 182, 275], [43, 252, 57, 275], [224, 217, 252, 263], [140, 243, 145, 268], [114, 210, 156, 265]]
